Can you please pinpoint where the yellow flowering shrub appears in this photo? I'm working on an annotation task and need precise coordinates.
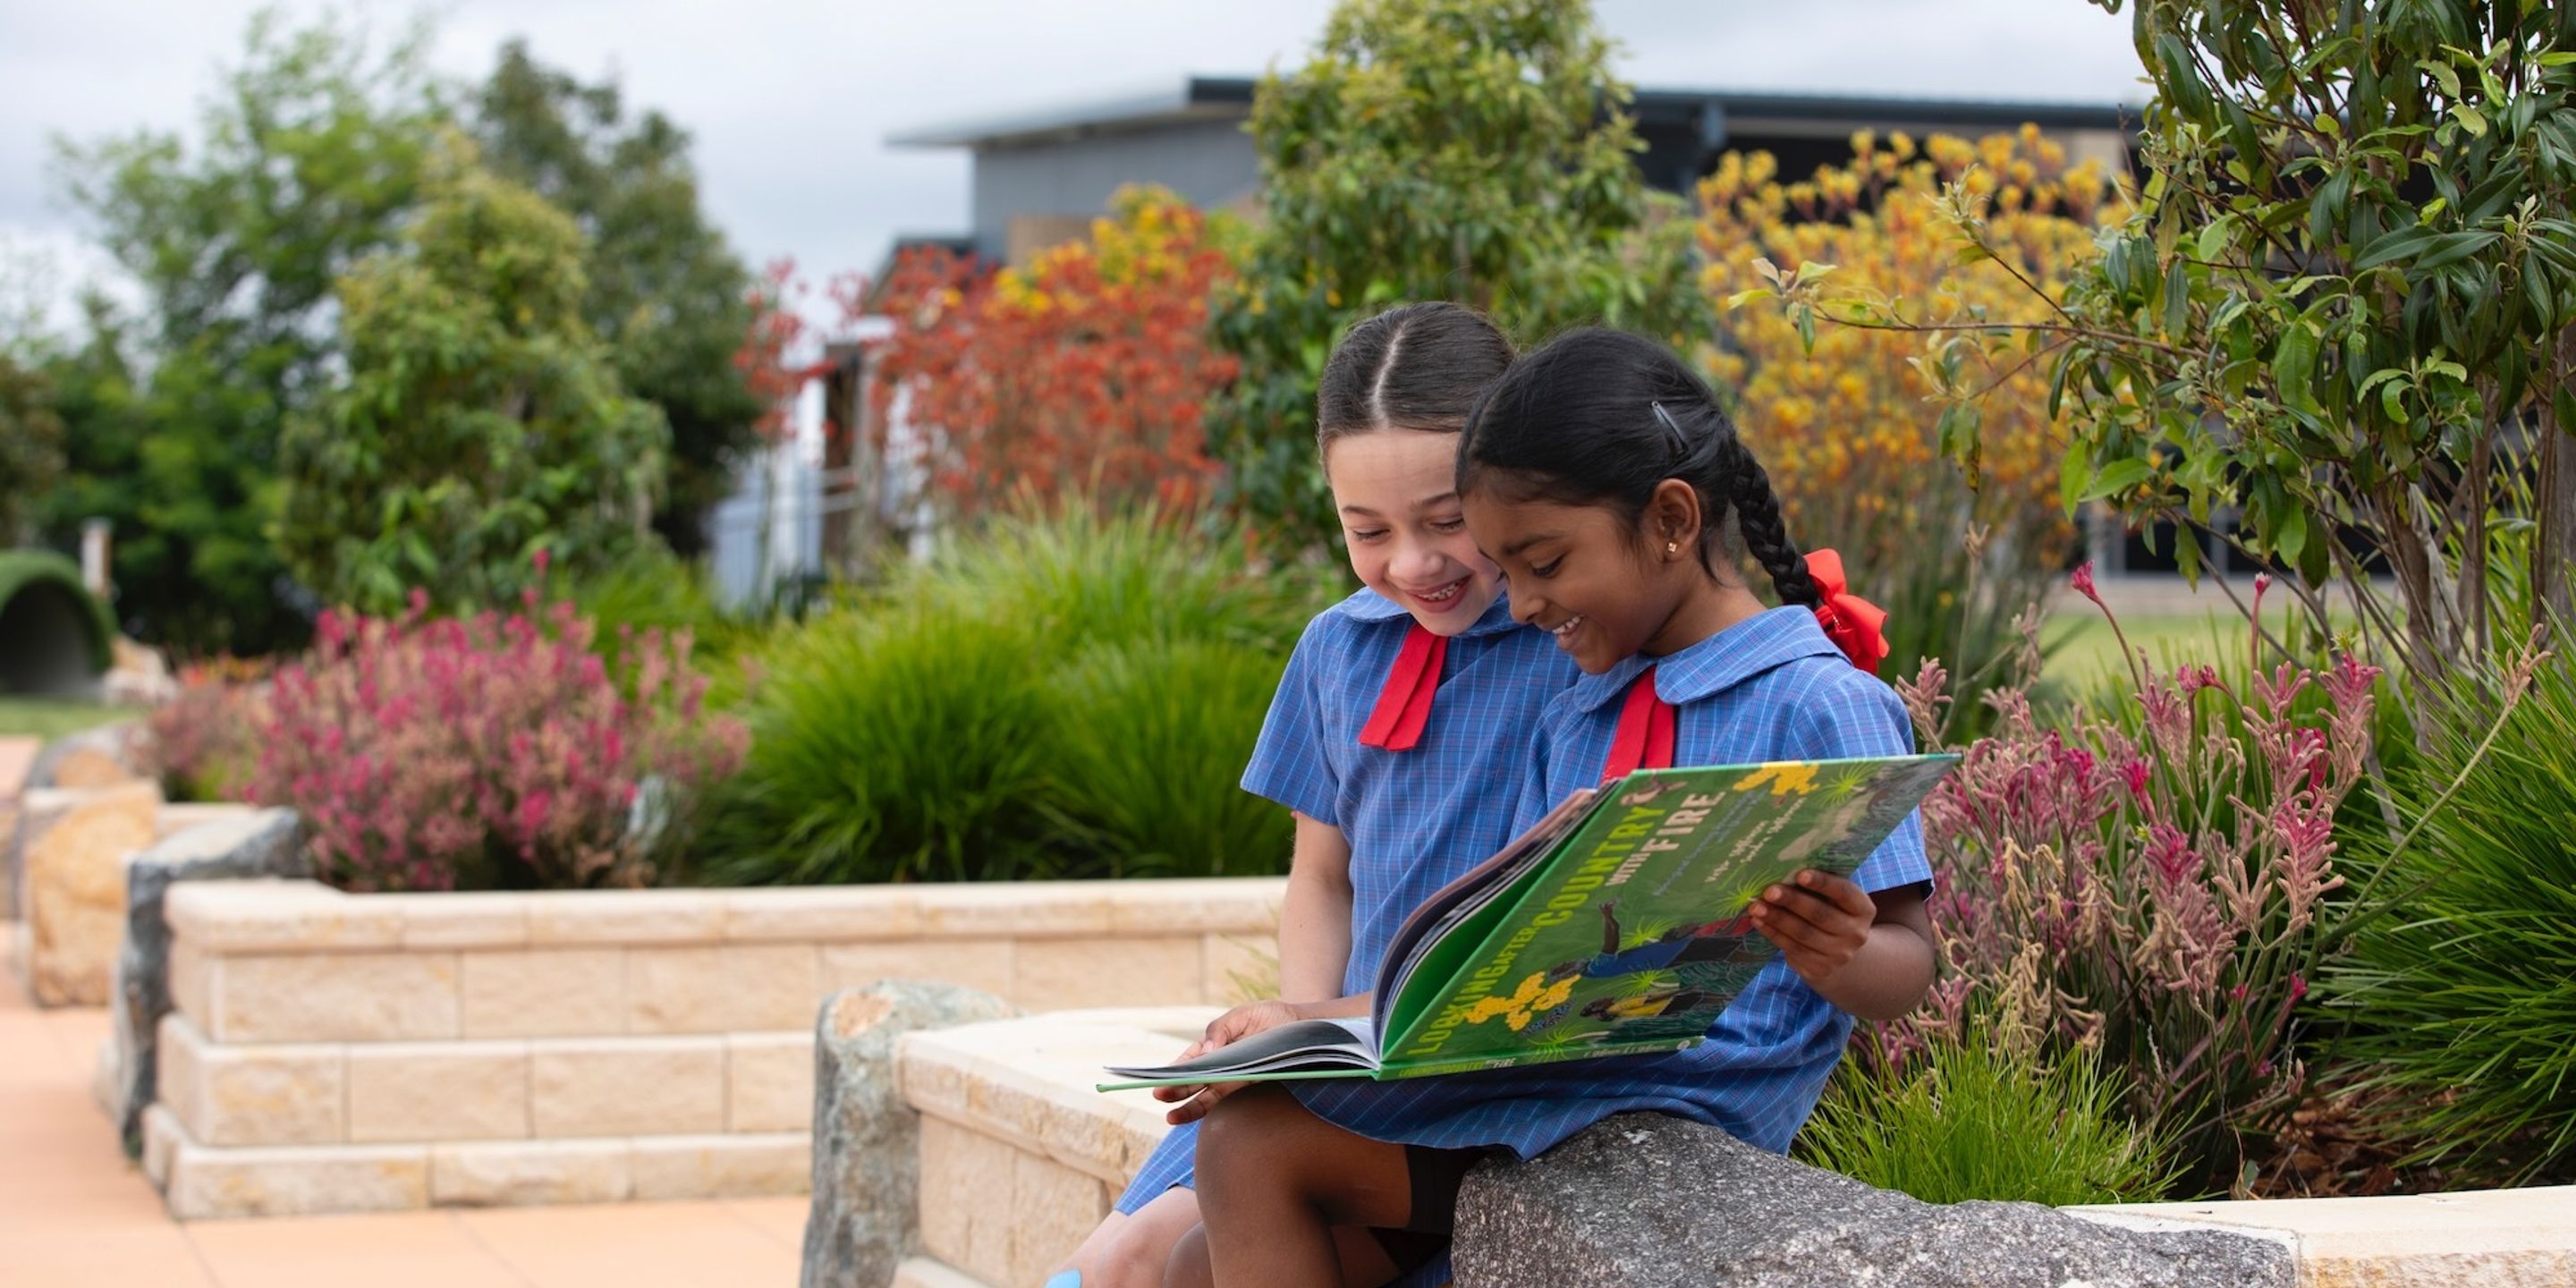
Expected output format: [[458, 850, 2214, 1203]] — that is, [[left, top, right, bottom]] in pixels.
[[1700, 125, 2120, 579]]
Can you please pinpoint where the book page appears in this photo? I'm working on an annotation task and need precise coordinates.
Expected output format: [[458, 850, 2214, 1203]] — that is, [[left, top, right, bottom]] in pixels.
[[1099, 1017, 1377, 1086]]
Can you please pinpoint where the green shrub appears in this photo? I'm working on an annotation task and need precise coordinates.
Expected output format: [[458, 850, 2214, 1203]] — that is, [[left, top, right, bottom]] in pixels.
[[694, 601, 1055, 886], [1042, 639, 1291, 877], [900, 505, 1318, 656], [2329, 641, 2576, 1183], [1860, 522, 2061, 745], [569, 547, 729, 652], [1800, 1036, 2180, 1207], [696, 507, 1320, 886]]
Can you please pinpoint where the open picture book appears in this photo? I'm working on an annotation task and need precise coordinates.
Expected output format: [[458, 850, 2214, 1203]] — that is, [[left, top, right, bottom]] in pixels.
[[1098, 753, 1959, 1090]]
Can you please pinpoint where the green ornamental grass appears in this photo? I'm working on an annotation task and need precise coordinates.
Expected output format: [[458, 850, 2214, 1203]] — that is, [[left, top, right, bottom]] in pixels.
[[695, 601, 1055, 886], [1042, 638, 1291, 877], [901, 505, 1317, 655], [1798, 1037, 2180, 1207], [2330, 641, 2576, 1183]]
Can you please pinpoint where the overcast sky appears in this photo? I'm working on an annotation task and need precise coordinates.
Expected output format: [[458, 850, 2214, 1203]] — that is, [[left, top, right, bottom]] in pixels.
[[0, 0, 2149, 335]]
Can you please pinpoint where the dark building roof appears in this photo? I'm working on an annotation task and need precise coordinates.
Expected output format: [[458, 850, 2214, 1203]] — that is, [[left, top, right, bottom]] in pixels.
[[889, 75, 2138, 153], [882, 76, 2140, 275], [888, 77, 1258, 149]]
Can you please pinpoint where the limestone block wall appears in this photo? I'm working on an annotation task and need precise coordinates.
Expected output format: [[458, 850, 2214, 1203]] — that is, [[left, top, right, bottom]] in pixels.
[[140, 877, 1282, 1219]]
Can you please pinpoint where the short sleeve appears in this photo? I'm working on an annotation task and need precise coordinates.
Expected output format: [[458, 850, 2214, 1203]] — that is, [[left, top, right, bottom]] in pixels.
[[1241, 616, 1343, 826], [1793, 674, 1933, 895]]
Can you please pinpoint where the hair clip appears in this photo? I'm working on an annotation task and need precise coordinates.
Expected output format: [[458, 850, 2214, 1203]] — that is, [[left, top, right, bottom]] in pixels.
[[1650, 402, 1690, 456]]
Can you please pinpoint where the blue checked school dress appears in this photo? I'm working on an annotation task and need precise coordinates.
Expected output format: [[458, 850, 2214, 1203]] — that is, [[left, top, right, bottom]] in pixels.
[[1286, 605, 1933, 1160], [1113, 588, 1578, 1217]]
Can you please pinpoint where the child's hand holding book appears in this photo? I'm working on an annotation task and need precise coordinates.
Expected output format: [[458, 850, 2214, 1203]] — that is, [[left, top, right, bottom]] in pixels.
[[1752, 868, 1937, 1023], [1749, 869, 1877, 984]]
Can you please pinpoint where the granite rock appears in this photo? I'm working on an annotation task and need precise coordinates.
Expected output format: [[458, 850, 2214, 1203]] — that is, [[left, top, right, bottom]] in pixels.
[[106, 809, 309, 1156], [801, 980, 1016, 1288], [1453, 1114, 2294, 1288]]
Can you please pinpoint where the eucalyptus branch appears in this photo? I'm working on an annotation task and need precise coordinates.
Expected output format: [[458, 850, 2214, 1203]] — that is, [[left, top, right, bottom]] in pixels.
[[1814, 313, 2193, 360], [2158, 166, 2312, 275], [1957, 337, 2072, 402], [1951, 220, 2085, 332]]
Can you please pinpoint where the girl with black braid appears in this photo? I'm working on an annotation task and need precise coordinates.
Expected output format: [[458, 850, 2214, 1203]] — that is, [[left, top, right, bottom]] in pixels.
[[1185, 328, 1936, 1288]]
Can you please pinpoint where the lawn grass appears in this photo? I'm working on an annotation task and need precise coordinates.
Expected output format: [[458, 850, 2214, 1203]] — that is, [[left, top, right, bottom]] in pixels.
[[2041, 597, 2360, 695], [0, 696, 131, 742]]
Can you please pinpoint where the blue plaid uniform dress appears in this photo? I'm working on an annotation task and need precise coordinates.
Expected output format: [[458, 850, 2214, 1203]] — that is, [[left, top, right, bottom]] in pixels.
[[1287, 606, 1933, 1161], [1112, 589, 1577, 1239]]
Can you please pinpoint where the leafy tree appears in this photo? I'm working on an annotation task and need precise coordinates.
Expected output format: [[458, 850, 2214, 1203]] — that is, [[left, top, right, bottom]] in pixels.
[[278, 138, 668, 614], [471, 41, 763, 555], [48, 8, 445, 652], [1212, 0, 1708, 549], [1779, 0, 2576, 697], [2072, 0, 2576, 685], [0, 352, 65, 546], [36, 301, 310, 651]]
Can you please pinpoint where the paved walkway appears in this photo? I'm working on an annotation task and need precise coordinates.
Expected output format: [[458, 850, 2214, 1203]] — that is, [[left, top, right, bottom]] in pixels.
[[0, 928, 807, 1288]]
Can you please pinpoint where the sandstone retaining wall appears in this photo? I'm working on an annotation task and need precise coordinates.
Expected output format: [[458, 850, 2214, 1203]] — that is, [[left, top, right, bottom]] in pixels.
[[139, 877, 1283, 1219]]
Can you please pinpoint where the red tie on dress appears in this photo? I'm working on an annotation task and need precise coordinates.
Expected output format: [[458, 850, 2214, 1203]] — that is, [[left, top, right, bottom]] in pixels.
[[1358, 623, 1448, 752], [1599, 665, 1677, 782], [1805, 548, 1890, 676]]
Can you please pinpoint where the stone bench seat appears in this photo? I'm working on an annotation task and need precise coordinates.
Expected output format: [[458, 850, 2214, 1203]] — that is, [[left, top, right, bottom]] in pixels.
[[866, 1010, 2576, 1288]]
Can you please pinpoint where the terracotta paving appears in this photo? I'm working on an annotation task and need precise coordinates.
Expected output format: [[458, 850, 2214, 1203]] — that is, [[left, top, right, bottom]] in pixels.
[[0, 926, 809, 1288]]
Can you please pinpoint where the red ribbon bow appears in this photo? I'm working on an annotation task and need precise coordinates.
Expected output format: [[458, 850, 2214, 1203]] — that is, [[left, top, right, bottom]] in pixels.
[[1359, 623, 1448, 752], [1599, 665, 1676, 782], [1805, 548, 1889, 675]]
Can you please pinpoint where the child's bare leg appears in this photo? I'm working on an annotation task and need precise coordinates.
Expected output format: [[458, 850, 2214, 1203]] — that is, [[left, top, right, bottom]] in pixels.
[[1161, 1221, 1403, 1288], [1053, 1187, 1200, 1288], [1193, 1086, 1424, 1288]]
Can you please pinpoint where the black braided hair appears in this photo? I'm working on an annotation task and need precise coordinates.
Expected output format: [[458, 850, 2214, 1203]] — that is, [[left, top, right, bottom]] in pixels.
[[1456, 326, 1819, 608], [1721, 436, 1819, 606], [1316, 301, 1516, 448]]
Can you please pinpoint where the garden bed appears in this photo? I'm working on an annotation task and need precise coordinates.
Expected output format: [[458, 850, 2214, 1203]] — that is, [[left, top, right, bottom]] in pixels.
[[134, 876, 1281, 1218]]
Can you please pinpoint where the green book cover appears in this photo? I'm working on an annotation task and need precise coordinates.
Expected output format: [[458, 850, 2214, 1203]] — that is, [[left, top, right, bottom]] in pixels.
[[1098, 752, 1957, 1091]]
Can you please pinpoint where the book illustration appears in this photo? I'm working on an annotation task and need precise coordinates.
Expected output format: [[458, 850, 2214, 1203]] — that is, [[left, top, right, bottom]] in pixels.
[[1458, 971, 1578, 1032], [1734, 761, 1820, 796], [1588, 981, 1721, 1021], [1097, 753, 1959, 1090], [1546, 902, 1772, 984]]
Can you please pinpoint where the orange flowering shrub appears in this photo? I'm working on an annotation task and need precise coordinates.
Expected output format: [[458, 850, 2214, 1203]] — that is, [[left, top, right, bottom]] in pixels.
[[1700, 126, 2119, 575], [869, 187, 1241, 521]]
